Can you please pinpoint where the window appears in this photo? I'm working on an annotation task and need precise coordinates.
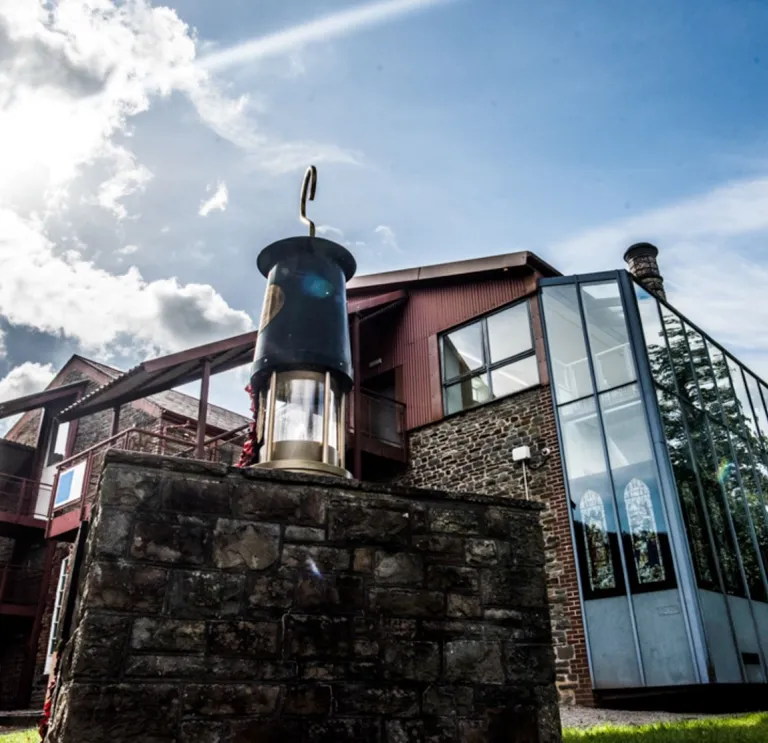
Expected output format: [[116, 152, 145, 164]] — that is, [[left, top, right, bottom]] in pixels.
[[440, 300, 538, 415], [44, 556, 71, 675], [47, 421, 71, 467]]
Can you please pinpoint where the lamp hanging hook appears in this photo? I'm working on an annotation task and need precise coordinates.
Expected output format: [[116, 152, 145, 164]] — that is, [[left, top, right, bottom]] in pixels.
[[300, 165, 318, 237]]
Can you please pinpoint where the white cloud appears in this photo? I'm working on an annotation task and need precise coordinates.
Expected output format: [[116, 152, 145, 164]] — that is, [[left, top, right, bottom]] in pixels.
[[0, 328, 5, 359], [317, 224, 345, 239], [94, 146, 153, 219], [550, 176, 768, 377], [199, 181, 229, 217], [199, 0, 456, 71], [117, 244, 139, 255], [0, 208, 254, 356], [374, 224, 401, 252], [0, 361, 55, 436]]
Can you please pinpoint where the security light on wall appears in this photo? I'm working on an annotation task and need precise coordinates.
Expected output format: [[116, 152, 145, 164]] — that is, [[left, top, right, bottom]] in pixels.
[[512, 445, 531, 462]]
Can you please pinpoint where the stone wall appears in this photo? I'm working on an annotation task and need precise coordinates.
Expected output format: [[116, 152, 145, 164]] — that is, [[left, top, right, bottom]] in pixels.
[[49, 451, 561, 742], [0, 617, 31, 710], [393, 386, 593, 706]]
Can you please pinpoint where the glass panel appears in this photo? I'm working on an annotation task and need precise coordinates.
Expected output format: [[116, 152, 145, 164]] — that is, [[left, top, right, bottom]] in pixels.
[[490, 355, 539, 398], [600, 384, 675, 591], [541, 284, 593, 404], [558, 397, 624, 598], [635, 286, 675, 391], [684, 324, 720, 417], [710, 421, 767, 602], [487, 302, 532, 363], [445, 373, 491, 415], [745, 372, 768, 445], [274, 375, 325, 443], [732, 440, 768, 603], [656, 389, 717, 590], [682, 401, 745, 597], [581, 281, 636, 392], [707, 341, 741, 430], [442, 322, 484, 380], [659, 306, 697, 407], [727, 359, 758, 440]]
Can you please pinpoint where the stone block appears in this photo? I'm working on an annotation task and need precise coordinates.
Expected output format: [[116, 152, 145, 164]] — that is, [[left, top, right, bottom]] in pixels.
[[165, 477, 230, 515], [212, 519, 279, 570], [504, 642, 555, 684], [426, 565, 478, 593], [465, 539, 499, 566], [295, 574, 365, 613], [84, 562, 167, 613], [481, 568, 546, 608], [412, 534, 465, 558], [328, 504, 409, 546], [446, 593, 482, 618], [301, 661, 378, 682], [444, 640, 504, 684], [100, 467, 164, 510], [208, 620, 279, 657], [235, 482, 326, 525], [282, 684, 333, 715], [428, 507, 482, 534], [183, 684, 280, 717], [125, 654, 209, 678], [179, 721, 227, 743], [285, 525, 326, 542], [131, 518, 209, 565], [382, 641, 440, 681], [92, 508, 132, 558], [246, 569, 296, 611], [385, 719, 459, 743], [131, 618, 205, 652], [284, 615, 350, 659], [369, 588, 444, 618], [336, 685, 419, 717], [229, 719, 303, 743], [422, 686, 474, 716], [70, 613, 131, 678], [353, 547, 375, 572], [305, 719, 382, 742], [374, 551, 423, 586], [282, 544, 350, 572], [169, 570, 244, 617]]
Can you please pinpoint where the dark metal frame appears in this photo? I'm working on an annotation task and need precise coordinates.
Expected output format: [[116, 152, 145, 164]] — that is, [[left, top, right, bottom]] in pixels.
[[438, 297, 538, 415]]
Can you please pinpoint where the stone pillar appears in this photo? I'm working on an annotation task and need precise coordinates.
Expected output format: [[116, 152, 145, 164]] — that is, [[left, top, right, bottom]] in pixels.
[[48, 450, 562, 743], [624, 242, 666, 300]]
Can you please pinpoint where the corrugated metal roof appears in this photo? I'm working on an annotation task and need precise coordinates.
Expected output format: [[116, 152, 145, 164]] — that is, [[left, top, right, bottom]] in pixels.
[[59, 332, 257, 423], [0, 380, 88, 420]]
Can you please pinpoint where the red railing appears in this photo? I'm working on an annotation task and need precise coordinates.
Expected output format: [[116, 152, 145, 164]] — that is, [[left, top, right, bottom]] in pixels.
[[46, 425, 249, 530], [0, 564, 44, 606], [354, 390, 407, 450], [0, 474, 51, 522]]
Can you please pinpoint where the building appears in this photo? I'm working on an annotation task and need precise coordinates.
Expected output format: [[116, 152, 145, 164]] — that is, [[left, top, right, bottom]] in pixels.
[[3, 242, 768, 711]]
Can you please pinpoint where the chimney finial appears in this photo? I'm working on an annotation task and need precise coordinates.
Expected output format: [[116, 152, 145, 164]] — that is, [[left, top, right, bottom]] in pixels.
[[624, 242, 666, 301]]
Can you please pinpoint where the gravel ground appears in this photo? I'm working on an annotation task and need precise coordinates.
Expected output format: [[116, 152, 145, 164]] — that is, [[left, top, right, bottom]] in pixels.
[[559, 706, 736, 729]]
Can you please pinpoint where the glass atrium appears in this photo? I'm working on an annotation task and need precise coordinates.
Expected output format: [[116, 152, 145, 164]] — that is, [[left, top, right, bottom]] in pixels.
[[540, 270, 768, 690]]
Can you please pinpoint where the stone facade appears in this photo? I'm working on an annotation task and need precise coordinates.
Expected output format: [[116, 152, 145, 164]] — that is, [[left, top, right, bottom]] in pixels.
[[393, 386, 593, 706], [49, 451, 561, 742]]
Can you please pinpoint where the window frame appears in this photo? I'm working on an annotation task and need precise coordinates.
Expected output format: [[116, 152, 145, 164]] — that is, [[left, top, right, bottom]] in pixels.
[[439, 299, 538, 415]]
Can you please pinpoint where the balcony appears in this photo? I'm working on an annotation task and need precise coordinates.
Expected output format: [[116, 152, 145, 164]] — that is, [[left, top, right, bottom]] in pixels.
[[46, 425, 248, 540], [0, 475, 50, 533], [349, 390, 408, 465], [0, 564, 43, 617]]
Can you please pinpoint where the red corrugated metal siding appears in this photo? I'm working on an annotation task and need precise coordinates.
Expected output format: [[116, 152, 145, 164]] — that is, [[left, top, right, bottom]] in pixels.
[[357, 273, 541, 430]]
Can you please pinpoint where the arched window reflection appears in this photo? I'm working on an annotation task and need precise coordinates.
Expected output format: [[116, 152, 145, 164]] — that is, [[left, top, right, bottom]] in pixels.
[[581, 489, 616, 592], [624, 478, 666, 584]]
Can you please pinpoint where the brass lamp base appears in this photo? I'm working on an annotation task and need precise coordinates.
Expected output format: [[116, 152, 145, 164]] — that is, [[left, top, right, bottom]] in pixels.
[[250, 459, 352, 479]]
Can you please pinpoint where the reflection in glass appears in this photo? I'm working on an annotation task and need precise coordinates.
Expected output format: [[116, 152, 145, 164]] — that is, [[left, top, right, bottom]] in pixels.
[[600, 384, 674, 590], [660, 306, 696, 406], [274, 376, 325, 443], [684, 324, 720, 417], [490, 355, 539, 398], [656, 389, 717, 589], [487, 302, 532, 363], [559, 397, 624, 599], [710, 421, 767, 602], [443, 322, 483, 380], [706, 341, 740, 426], [727, 359, 758, 439], [541, 284, 593, 403], [745, 372, 768, 444], [635, 286, 674, 391], [581, 281, 636, 392], [445, 373, 491, 414], [682, 402, 745, 597], [581, 490, 616, 592]]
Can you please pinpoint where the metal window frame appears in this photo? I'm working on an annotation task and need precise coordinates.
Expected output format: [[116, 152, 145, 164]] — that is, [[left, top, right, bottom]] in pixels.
[[439, 297, 538, 415]]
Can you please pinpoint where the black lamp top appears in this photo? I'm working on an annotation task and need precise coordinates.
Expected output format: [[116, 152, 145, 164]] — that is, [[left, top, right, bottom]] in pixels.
[[257, 236, 357, 282]]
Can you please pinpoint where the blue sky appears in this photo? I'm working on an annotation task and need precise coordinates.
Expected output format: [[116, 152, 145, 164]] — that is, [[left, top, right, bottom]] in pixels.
[[1, 0, 768, 420]]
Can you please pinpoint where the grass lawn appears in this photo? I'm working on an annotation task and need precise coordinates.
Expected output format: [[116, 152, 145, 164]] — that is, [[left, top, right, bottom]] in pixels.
[[563, 713, 768, 742], [0, 731, 37, 743]]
